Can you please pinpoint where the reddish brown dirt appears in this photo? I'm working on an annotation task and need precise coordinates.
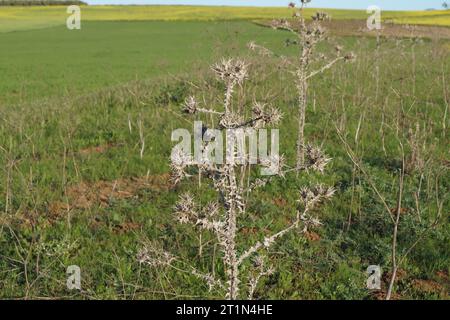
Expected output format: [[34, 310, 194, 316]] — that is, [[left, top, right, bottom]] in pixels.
[[370, 268, 408, 300], [383, 268, 408, 283], [272, 197, 288, 208], [113, 221, 142, 234], [78, 143, 118, 156], [436, 270, 449, 281], [48, 174, 173, 218], [304, 231, 321, 242], [240, 227, 259, 235], [442, 159, 450, 169], [372, 290, 402, 300], [412, 279, 445, 294], [389, 207, 409, 215]]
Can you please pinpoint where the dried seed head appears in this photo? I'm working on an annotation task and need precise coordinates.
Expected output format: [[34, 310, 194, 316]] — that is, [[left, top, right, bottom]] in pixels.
[[247, 41, 257, 51], [212, 58, 248, 86], [344, 52, 357, 62], [252, 102, 265, 118], [174, 193, 198, 224], [263, 236, 275, 248], [171, 148, 192, 167], [249, 178, 268, 191], [312, 184, 336, 200], [300, 212, 323, 233], [252, 102, 283, 127], [260, 154, 286, 177], [298, 184, 336, 209], [137, 243, 175, 268], [265, 107, 283, 126], [270, 19, 292, 30], [170, 148, 193, 184], [253, 255, 265, 268], [219, 111, 243, 129], [312, 12, 331, 21], [203, 201, 220, 218], [182, 96, 198, 114], [304, 144, 332, 173], [313, 25, 326, 37]]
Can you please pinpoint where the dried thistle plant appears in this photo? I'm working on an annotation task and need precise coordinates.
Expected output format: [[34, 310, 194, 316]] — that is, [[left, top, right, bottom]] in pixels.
[[249, 0, 355, 171], [139, 57, 335, 300]]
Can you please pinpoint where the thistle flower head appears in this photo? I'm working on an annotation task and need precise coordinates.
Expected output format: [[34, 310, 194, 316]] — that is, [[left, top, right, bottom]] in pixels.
[[247, 41, 257, 51], [182, 96, 198, 114], [304, 144, 332, 173], [298, 184, 336, 209], [252, 102, 265, 117], [270, 19, 292, 30], [174, 193, 198, 224], [263, 236, 275, 248], [171, 147, 192, 167], [260, 154, 286, 177], [219, 111, 243, 129], [299, 212, 323, 233], [252, 255, 275, 275], [265, 107, 283, 126], [344, 52, 357, 62], [137, 242, 175, 268], [203, 201, 220, 218], [312, 11, 331, 21], [253, 255, 265, 268], [170, 148, 193, 184], [252, 102, 283, 127], [309, 25, 326, 37], [212, 58, 248, 86]]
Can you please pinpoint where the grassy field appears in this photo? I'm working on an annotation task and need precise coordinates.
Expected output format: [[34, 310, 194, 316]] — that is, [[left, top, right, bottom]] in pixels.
[[0, 6, 449, 300], [1, 5, 449, 32], [1, 20, 284, 105]]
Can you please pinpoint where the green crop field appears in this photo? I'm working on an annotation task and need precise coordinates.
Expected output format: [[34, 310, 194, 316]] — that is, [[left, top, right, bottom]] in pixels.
[[0, 4, 449, 301], [1, 21, 285, 105], [0, 5, 449, 33]]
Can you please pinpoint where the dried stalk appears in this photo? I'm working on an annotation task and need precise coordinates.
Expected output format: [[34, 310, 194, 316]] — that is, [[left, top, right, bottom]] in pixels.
[[140, 58, 335, 300], [250, 0, 355, 170]]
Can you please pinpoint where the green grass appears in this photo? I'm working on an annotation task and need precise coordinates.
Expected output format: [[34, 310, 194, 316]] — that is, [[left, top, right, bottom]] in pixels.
[[0, 19, 449, 299], [0, 20, 286, 105], [0, 5, 449, 33]]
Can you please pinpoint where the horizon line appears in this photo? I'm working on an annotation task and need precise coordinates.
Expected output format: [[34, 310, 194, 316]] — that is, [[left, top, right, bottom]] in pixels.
[[82, 4, 441, 12]]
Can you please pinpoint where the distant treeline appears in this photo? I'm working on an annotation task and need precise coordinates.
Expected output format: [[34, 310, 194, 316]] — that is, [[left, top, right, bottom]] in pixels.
[[0, 0, 87, 5]]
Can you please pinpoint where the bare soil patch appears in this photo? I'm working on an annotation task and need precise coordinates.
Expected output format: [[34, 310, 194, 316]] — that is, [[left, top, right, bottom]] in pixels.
[[48, 174, 173, 219]]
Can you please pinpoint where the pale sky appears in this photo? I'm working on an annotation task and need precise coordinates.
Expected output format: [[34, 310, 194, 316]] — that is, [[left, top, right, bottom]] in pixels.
[[86, 0, 446, 11]]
